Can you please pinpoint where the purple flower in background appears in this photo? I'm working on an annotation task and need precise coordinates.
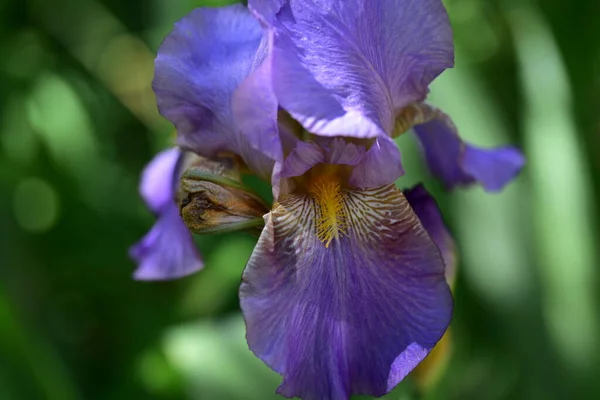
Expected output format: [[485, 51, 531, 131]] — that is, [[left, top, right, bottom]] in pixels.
[[130, 148, 203, 280], [130, 1, 524, 399]]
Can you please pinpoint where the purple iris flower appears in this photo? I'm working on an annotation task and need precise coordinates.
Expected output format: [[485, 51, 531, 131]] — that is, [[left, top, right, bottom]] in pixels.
[[130, 1, 524, 399], [130, 148, 203, 280]]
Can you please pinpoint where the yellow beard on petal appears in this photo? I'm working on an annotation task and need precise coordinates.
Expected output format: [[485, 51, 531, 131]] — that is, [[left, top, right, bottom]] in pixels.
[[308, 174, 347, 248]]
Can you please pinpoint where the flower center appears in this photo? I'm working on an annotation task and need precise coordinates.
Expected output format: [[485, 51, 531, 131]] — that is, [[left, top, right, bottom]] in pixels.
[[308, 174, 347, 248]]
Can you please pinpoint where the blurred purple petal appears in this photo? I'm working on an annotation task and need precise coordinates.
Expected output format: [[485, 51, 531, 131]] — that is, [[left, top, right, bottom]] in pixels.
[[130, 206, 202, 280], [462, 146, 526, 192], [249, 0, 454, 138], [240, 184, 451, 399], [140, 148, 181, 213], [132, 148, 203, 280], [404, 184, 456, 284], [413, 110, 525, 191], [153, 5, 276, 179]]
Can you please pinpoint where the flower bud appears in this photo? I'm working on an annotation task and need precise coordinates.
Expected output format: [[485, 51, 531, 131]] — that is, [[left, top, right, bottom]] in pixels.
[[177, 154, 269, 235]]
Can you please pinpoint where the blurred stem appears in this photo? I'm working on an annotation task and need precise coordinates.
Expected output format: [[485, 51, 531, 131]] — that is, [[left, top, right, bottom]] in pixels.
[[0, 287, 80, 400], [507, 2, 599, 373]]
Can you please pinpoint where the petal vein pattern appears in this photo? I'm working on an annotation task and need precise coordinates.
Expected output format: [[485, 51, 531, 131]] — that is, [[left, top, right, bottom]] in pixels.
[[240, 184, 452, 399], [153, 5, 276, 179], [249, 0, 454, 138]]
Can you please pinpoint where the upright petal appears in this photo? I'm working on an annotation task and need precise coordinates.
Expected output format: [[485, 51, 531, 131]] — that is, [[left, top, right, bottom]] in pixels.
[[280, 141, 325, 179], [404, 184, 456, 284], [249, 0, 454, 138], [349, 136, 404, 188], [130, 149, 202, 280], [280, 136, 403, 190], [322, 138, 365, 166], [153, 5, 276, 179], [240, 184, 452, 399], [232, 32, 283, 164], [412, 109, 525, 192]]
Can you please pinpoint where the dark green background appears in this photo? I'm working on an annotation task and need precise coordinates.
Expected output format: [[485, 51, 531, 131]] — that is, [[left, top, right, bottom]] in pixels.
[[1, 0, 599, 399]]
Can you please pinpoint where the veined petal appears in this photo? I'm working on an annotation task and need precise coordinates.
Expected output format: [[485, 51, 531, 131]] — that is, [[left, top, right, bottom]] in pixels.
[[249, 0, 454, 138], [349, 135, 404, 188], [280, 141, 325, 179], [130, 206, 202, 280], [412, 107, 525, 191], [232, 32, 283, 164], [280, 138, 367, 180], [404, 184, 456, 284], [322, 138, 365, 166], [240, 184, 452, 399], [153, 5, 276, 179], [280, 136, 402, 190], [404, 185, 455, 388], [130, 149, 203, 280]]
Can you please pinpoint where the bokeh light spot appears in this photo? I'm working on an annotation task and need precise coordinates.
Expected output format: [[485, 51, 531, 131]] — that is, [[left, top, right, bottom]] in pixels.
[[13, 177, 60, 233]]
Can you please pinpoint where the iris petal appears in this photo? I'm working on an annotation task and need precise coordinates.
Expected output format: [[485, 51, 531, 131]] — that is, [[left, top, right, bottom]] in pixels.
[[280, 136, 403, 190], [349, 135, 404, 188], [130, 206, 202, 280], [413, 109, 525, 191], [153, 5, 276, 179], [140, 148, 181, 213], [404, 184, 456, 284], [240, 184, 452, 399], [462, 145, 526, 192], [130, 149, 202, 280], [280, 141, 325, 179], [322, 138, 365, 166], [249, 0, 454, 138], [232, 32, 283, 164]]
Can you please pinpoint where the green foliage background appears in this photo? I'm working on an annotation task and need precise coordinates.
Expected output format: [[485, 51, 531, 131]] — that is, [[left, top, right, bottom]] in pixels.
[[1, 0, 599, 399]]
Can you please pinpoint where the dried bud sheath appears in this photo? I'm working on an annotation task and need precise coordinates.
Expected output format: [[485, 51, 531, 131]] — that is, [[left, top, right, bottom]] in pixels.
[[177, 153, 269, 236]]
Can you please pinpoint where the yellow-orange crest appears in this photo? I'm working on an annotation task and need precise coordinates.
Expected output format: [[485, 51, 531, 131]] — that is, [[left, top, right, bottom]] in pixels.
[[308, 175, 347, 248]]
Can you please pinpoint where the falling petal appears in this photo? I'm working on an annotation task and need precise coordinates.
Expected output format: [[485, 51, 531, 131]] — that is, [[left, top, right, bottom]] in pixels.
[[411, 105, 525, 191], [240, 184, 451, 399], [130, 206, 203, 280]]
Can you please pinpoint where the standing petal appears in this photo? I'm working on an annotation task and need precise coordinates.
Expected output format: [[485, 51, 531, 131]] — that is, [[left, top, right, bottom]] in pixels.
[[349, 136, 404, 188], [232, 32, 283, 165], [280, 141, 325, 179], [412, 108, 525, 192], [153, 5, 276, 179], [240, 184, 452, 399], [279, 136, 403, 190], [322, 138, 365, 166], [249, 0, 454, 138], [130, 149, 202, 280]]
